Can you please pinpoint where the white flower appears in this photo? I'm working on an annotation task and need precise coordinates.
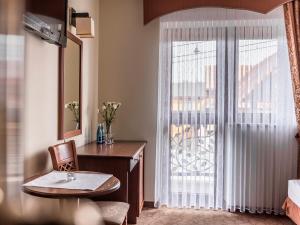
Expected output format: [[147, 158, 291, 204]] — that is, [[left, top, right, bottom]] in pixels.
[[65, 101, 80, 122], [99, 101, 121, 124]]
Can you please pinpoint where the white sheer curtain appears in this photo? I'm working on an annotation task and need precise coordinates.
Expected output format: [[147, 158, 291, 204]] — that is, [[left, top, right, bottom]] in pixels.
[[155, 7, 298, 214]]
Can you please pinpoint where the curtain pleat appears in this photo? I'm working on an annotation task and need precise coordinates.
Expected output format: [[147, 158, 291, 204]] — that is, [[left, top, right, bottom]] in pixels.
[[284, 0, 300, 177], [156, 7, 298, 214], [225, 24, 297, 213]]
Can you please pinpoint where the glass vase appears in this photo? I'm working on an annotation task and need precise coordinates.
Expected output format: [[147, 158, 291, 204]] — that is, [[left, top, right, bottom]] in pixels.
[[105, 124, 114, 145]]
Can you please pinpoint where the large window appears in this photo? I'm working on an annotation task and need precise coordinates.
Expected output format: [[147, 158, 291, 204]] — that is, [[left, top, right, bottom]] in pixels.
[[156, 15, 297, 212], [170, 35, 281, 194]]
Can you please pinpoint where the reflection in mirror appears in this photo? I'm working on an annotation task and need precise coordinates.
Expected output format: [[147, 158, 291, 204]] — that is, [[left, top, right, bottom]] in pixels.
[[64, 38, 80, 132], [58, 32, 82, 140]]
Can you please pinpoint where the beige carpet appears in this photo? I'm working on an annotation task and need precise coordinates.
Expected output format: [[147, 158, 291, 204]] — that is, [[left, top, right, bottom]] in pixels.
[[133, 208, 295, 225]]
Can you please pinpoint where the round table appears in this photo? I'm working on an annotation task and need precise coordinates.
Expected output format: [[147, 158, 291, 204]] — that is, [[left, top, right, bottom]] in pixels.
[[23, 171, 121, 199]]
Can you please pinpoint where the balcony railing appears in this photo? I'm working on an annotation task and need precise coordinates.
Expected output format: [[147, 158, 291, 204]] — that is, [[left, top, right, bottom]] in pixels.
[[170, 124, 215, 177]]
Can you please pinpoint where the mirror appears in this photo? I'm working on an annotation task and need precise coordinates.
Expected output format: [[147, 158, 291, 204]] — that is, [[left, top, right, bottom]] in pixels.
[[58, 32, 82, 140]]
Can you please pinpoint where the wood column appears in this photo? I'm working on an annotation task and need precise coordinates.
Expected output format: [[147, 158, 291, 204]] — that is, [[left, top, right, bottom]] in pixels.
[[0, 0, 25, 204]]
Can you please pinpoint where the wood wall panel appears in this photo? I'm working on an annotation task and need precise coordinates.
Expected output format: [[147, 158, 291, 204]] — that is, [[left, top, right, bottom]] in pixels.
[[0, 0, 25, 204], [0, 0, 24, 34], [144, 0, 293, 24]]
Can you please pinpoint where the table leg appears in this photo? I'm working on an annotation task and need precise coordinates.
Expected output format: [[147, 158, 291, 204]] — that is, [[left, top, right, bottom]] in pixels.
[[59, 198, 79, 211], [59, 199, 65, 210]]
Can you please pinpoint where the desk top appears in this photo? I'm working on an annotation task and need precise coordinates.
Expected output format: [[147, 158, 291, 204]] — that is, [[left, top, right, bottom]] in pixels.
[[77, 141, 146, 159], [23, 171, 120, 199]]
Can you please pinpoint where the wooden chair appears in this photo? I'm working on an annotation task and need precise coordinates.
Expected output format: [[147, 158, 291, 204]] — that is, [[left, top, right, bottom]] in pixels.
[[48, 140, 78, 172], [48, 140, 129, 225]]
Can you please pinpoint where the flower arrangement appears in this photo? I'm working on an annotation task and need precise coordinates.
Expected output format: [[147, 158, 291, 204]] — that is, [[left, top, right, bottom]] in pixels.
[[99, 101, 121, 144], [65, 101, 80, 123]]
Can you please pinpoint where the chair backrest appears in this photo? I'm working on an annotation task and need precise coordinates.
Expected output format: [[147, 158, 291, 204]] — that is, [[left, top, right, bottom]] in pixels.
[[48, 140, 79, 171]]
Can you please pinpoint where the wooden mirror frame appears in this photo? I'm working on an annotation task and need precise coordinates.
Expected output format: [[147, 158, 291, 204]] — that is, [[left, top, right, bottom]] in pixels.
[[58, 32, 83, 140]]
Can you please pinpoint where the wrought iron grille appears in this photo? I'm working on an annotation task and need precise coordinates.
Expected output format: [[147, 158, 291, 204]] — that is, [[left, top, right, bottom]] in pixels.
[[170, 123, 215, 177]]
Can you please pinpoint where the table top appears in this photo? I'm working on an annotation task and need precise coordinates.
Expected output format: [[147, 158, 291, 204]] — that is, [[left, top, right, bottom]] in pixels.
[[77, 141, 146, 159], [23, 171, 120, 199]]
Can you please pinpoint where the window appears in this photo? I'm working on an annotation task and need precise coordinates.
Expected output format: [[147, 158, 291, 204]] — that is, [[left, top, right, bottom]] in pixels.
[[169, 34, 281, 195], [156, 12, 297, 212]]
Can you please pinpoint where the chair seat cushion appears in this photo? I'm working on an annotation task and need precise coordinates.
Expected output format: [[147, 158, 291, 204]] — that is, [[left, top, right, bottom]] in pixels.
[[96, 201, 129, 225]]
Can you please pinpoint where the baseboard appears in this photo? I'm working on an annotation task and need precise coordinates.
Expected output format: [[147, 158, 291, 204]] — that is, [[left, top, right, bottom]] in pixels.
[[143, 201, 155, 208]]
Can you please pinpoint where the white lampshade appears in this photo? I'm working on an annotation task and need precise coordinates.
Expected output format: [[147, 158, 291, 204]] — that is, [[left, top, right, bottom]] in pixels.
[[76, 17, 95, 38]]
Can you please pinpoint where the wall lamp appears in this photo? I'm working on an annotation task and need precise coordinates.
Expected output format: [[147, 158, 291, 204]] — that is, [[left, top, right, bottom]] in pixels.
[[70, 8, 95, 38]]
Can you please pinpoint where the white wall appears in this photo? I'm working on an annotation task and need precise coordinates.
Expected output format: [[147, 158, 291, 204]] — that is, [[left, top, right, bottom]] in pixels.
[[99, 0, 159, 201], [24, 0, 160, 202], [24, 0, 99, 177]]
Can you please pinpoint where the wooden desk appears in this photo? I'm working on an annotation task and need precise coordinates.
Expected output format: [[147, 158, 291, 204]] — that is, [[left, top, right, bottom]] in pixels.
[[77, 141, 146, 224]]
